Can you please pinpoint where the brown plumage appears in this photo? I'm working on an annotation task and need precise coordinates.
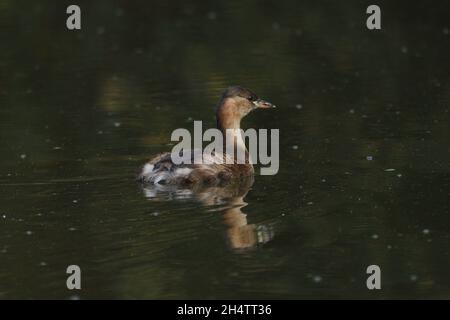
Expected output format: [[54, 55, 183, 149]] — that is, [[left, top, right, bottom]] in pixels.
[[138, 86, 275, 186]]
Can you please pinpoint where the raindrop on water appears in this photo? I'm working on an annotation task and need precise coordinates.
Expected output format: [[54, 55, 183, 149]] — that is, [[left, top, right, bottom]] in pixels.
[[313, 275, 322, 283]]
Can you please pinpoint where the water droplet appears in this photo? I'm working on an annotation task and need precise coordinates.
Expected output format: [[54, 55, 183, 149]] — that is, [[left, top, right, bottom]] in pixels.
[[422, 229, 430, 235], [366, 155, 373, 161], [295, 104, 303, 109], [96, 26, 105, 35], [20, 154, 27, 159], [115, 8, 124, 17], [372, 234, 379, 240], [207, 11, 217, 20], [313, 275, 322, 283]]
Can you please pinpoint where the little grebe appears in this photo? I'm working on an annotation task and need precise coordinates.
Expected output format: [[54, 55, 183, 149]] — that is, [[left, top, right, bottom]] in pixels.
[[138, 86, 275, 186]]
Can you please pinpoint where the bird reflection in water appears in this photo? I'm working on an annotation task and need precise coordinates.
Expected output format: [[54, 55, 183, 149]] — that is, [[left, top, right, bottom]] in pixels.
[[140, 175, 274, 249]]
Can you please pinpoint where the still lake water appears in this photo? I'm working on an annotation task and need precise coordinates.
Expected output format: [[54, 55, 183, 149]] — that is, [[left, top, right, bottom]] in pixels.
[[0, 1, 449, 299]]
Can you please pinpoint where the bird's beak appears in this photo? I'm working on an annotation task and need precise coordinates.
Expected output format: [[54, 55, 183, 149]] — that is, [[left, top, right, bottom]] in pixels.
[[253, 99, 276, 109]]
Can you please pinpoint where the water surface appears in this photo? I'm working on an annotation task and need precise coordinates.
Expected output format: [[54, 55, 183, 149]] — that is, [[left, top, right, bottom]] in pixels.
[[0, 0, 450, 299]]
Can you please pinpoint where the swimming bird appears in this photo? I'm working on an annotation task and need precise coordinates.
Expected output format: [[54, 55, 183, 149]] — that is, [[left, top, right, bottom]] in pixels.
[[138, 86, 275, 186]]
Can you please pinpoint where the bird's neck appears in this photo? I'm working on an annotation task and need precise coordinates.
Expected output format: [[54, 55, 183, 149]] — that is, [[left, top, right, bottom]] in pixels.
[[216, 98, 241, 132], [216, 100, 249, 162], [217, 117, 242, 134]]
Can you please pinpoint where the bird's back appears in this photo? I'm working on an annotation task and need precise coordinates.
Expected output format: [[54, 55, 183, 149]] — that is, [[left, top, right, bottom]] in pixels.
[[138, 150, 254, 186]]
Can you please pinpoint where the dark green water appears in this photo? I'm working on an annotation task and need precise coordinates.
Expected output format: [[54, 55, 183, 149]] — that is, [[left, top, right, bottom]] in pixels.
[[1, 0, 449, 299]]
